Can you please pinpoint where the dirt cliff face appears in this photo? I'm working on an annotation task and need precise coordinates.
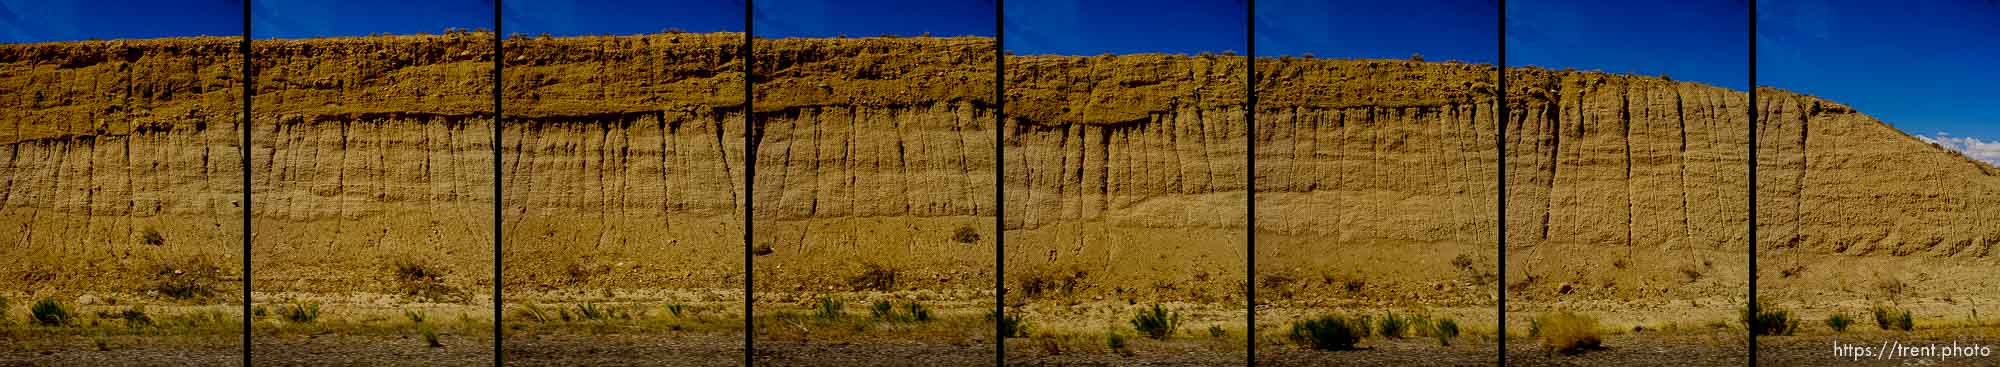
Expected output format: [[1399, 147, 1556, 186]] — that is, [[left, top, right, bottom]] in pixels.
[[1253, 58, 1500, 308], [1000, 53, 1250, 305], [0, 38, 244, 299], [1756, 88, 2000, 303], [747, 37, 995, 297], [1500, 71, 1751, 306], [249, 33, 494, 297], [500, 33, 745, 296]]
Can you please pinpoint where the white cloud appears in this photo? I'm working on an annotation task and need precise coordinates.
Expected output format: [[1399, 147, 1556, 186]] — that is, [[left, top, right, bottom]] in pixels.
[[1920, 133, 2000, 165]]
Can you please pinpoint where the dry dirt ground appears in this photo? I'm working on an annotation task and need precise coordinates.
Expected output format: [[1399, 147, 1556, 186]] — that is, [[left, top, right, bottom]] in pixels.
[[1505, 333, 1748, 366], [0, 335, 239, 366]]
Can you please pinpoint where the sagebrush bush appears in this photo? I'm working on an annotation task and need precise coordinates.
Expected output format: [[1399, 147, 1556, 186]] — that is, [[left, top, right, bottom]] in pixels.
[[1825, 313, 1853, 332], [30, 298, 73, 326], [1130, 304, 1181, 340], [1537, 311, 1602, 355], [1290, 315, 1369, 351], [121, 307, 152, 328], [848, 264, 899, 291], [1744, 302, 1799, 336]]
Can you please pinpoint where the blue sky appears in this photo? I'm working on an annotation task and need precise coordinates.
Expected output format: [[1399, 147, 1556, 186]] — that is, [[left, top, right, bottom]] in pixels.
[[0, 0, 240, 43], [1507, 0, 1748, 90], [506, 0, 741, 36], [755, 0, 990, 38], [252, 0, 491, 39], [1256, 0, 1496, 63], [1005, 0, 1244, 55], [1760, 0, 2000, 151]]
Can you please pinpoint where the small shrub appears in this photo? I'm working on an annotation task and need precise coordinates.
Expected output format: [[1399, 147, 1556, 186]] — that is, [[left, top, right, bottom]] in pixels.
[[902, 302, 931, 322], [664, 303, 687, 318], [121, 307, 153, 328], [1290, 315, 1369, 351], [870, 301, 897, 320], [1825, 313, 1853, 332], [1377, 312, 1410, 339], [405, 310, 428, 324], [140, 228, 165, 246], [575, 303, 608, 321], [814, 297, 844, 320], [1208, 325, 1227, 338], [1106, 331, 1131, 356], [30, 298, 74, 326], [1537, 311, 1602, 355], [951, 226, 981, 244], [1743, 302, 1799, 336], [1130, 304, 1181, 340], [281, 301, 321, 323], [1873, 305, 1914, 331], [1434, 318, 1460, 346], [421, 327, 443, 348], [988, 309, 1030, 338]]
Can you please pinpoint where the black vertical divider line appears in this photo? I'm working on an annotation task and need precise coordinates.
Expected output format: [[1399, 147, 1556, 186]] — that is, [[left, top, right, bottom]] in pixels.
[[492, 1, 506, 365], [744, 0, 757, 365], [994, 0, 1007, 365], [240, 0, 253, 364], [1496, 0, 1509, 364], [1245, 0, 1258, 364], [1747, 1, 1759, 364]]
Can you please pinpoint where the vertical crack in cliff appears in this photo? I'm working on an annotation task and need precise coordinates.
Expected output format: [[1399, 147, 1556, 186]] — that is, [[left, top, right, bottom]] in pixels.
[[1676, 89, 1691, 249], [1795, 99, 1809, 250], [1622, 85, 1635, 254]]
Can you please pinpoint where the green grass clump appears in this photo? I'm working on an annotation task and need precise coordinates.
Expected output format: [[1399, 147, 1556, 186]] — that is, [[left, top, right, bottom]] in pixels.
[[421, 327, 443, 348], [281, 301, 321, 323], [1744, 302, 1799, 336], [1208, 325, 1227, 338], [30, 298, 74, 327], [575, 303, 608, 321], [121, 307, 153, 328], [405, 309, 428, 324], [1873, 305, 1914, 331], [664, 303, 687, 318], [1290, 315, 1370, 351], [1130, 304, 1182, 340], [1433, 318, 1460, 346], [988, 309, 1030, 338], [1377, 311, 1410, 339], [1826, 313, 1853, 332], [814, 297, 845, 320], [1106, 330, 1131, 356]]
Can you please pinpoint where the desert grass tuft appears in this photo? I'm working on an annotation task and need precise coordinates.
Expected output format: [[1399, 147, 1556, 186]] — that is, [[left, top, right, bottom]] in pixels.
[[280, 301, 321, 323], [1290, 314, 1369, 351], [120, 307, 153, 328], [405, 309, 428, 324], [1376, 311, 1410, 339], [1106, 330, 1132, 356], [1826, 312, 1853, 332], [1873, 304, 1914, 331], [988, 309, 1030, 338], [1744, 302, 1799, 336], [1130, 304, 1181, 340], [421, 327, 443, 348], [30, 298, 74, 326], [814, 297, 845, 320], [1434, 318, 1460, 346], [1536, 311, 1603, 355]]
